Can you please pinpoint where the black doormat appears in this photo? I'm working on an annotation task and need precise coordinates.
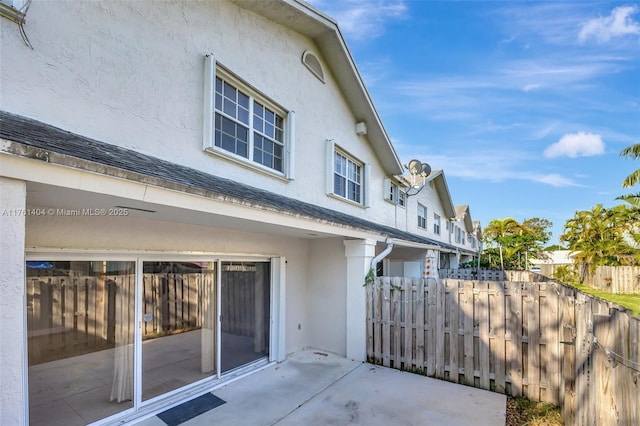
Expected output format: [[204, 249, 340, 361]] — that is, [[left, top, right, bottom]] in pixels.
[[157, 393, 226, 426]]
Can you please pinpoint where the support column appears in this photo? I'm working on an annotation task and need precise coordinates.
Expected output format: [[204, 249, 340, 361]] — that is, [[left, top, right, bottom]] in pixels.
[[0, 177, 27, 425], [344, 239, 376, 361]]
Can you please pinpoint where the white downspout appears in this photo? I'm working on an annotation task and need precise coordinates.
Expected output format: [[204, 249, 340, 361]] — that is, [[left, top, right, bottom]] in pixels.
[[370, 239, 394, 271]]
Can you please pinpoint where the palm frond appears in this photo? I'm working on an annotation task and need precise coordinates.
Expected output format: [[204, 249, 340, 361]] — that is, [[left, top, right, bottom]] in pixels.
[[620, 143, 640, 159], [622, 169, 640, 188]]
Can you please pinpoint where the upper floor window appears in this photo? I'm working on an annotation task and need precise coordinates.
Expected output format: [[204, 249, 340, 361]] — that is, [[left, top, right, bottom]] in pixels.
[[455, 226, 462, 243], [433, 213, 441, 235], [334, 150, 362, 203], [203, 56, 295, 179], [418, 204, 427, 229], [384, 179, 405, 208], [470, 235, 476, 248], [398, 190, 406, 208]]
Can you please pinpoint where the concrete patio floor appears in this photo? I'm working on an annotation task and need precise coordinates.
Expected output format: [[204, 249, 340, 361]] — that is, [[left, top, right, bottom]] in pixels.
[[135, 350, 505, 426]]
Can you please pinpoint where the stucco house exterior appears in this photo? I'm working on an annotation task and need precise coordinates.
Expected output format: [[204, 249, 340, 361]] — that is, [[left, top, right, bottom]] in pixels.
[[0, 1, 480, 424]]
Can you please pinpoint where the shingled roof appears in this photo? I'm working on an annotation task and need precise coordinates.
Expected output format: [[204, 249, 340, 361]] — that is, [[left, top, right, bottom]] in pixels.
[[0, 111, 471, 252]]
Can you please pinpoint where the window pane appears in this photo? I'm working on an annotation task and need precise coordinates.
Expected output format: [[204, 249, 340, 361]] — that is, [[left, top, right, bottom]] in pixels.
[[141, 262, 217, 401], [264, 108, 275, 125], [254, 102, 263, 118], [221, 115, 235, 135], [275, 128, 283, 142], [254, 116, 264, 133], [334, 175, 346, 197], [237, 140, 247, 157], [237, 125, 248, 142], [223, 81, 235, 100], [238, 107, 249, 125], [27, 261, 135, 425], [265, 123, 274, 138], [238, 91, 250, 109], [221, 133, 235, 153]]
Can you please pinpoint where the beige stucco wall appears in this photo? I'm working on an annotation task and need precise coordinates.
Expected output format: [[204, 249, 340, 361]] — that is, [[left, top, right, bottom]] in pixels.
[[1, 0, 396, 226]]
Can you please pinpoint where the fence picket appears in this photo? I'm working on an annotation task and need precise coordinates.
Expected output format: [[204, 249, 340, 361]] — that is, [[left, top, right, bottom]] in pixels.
[[448, 280, 459, 383], [415, 277, 425, 374]]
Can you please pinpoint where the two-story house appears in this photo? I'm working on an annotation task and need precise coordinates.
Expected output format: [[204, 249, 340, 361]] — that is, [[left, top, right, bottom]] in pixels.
[[0, 1, 480, 424]]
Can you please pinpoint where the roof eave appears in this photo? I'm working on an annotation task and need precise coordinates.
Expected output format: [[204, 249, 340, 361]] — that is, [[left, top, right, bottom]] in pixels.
[[229, 0, 404, 176]]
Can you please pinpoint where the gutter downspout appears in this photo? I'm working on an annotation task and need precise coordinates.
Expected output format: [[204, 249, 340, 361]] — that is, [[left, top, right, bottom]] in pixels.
[[370, 239, 394, 271]]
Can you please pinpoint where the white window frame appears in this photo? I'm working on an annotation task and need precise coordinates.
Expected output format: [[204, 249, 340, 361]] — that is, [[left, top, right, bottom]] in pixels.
[[433, 213, 441, 235], [417, 204, 427, 229], [398, 190, 406, 208], [455, 226, 462, 243], [326, 140, 369, 207], [203, 55, 295, 180]]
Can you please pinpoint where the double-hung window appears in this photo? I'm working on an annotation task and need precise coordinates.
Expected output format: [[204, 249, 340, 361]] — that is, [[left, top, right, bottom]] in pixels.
[[203, 56, 294, 178], [334, 150, 362, 203], [433, 213, 441, 235], [398, 190, 406, 208], [384, 179, 405, 207], [418, 204, 427, 229]]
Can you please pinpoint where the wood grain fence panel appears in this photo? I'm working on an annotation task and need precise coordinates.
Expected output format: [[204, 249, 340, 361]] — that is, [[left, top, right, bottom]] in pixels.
[[448, 280, 459, 383], [382, 278, 391, 367], [510, 282, 523, 397], [366, 278, 373, 362], [492, 280, 506, 394], [574, 293, 591, 426], [594, 313, 615, 426], [415, 278, 425, 374], [630, 316, 640, 426], [402, 277, 413, 370], [435, 277, 446, 379], [373, 278, 382, 364], [426, 278, 437, 376], [544, 283, 560, 405], [461, 281, 474, 386], [392, 277, 401, 368], [478, 282, 490, 390], [527, 283, 540, 401]]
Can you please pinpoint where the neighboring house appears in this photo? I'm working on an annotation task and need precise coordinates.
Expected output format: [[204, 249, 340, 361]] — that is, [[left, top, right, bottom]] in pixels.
[[531, 250, 576, 276], [0, 1, 480, 424]]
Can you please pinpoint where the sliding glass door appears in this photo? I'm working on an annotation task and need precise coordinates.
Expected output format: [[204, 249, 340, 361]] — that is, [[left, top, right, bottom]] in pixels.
[[26, 260, 135, 426], [26, 257, 273, 425], [220, 261, 270, 373], [141, 261, 217, 401]]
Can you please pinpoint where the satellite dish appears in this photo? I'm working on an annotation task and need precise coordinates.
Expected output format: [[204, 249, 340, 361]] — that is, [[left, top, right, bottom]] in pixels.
[[407, 159, 431, 177]]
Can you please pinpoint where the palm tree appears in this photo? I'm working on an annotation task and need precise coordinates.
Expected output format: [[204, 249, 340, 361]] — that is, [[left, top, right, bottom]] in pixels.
[[483, 218, 520, 270], [617, 143, 640, 207], [560, 204, 639, 282]]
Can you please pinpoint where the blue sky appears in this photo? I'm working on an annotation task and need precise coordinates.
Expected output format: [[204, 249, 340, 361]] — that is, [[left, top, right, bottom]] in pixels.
[[310, 0, 640, 244]]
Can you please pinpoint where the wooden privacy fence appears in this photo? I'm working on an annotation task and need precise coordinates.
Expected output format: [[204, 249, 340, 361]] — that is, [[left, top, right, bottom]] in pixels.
[[366, 277, 640, 426], [439, 268, 550, 282], [584, 266, 640, 294]]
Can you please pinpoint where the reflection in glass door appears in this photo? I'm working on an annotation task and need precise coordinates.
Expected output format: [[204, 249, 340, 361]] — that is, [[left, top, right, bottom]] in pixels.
[[221, 262, 270, 373], [141, 262, 216, 401], [26, 260, 135, 426]]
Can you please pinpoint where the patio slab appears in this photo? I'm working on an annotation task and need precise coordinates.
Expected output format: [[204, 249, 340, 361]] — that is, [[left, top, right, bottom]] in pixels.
[[135, 349, 505, 426]]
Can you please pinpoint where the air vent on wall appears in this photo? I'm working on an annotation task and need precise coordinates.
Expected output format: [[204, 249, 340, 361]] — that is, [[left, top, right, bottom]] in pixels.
[[302, 50, 325, 83]]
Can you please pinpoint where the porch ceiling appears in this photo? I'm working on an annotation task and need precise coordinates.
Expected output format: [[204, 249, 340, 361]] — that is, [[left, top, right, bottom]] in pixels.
[[25, 182, 337, 241]]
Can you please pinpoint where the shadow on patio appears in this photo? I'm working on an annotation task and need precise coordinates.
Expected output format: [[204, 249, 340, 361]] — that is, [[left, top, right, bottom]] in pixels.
[[135, 349, 505, 426]]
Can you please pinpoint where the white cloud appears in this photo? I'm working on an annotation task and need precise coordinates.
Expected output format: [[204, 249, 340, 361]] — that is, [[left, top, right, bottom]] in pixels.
[[543, 132, 605, 158], [578, 5, 640, 44], [396, 149, 580, 187], [535, 174, 581, 187], [523, 83, 543, 92], [309, 0, 407, 40]]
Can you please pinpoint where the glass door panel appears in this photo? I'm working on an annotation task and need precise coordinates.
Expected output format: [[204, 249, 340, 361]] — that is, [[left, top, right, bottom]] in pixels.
[[221, 261, 270, 373], [26, 260, 135, 426], [141, 261, 216, 401]]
